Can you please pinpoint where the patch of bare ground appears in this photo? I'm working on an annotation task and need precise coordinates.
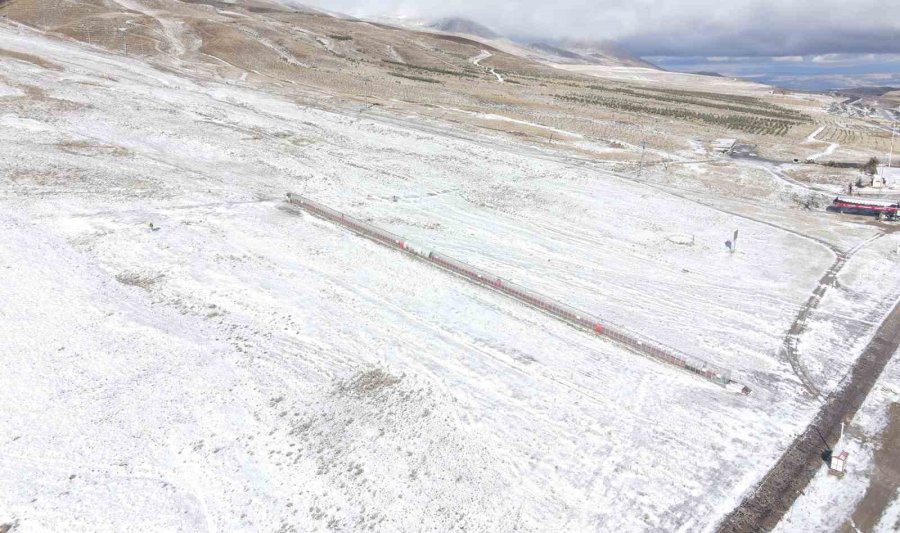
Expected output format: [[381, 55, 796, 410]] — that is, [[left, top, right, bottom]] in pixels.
[[783, 165, 862, 186], [0, 77, 89, 113], [337, 367, 401, 398], [841, 403, 900, 533], [883, 91, 900, 107], [114, 271, 164, 289], [55, 139, 132, 157], [6, 169, 61, 185], [0, 47, 62, 70]]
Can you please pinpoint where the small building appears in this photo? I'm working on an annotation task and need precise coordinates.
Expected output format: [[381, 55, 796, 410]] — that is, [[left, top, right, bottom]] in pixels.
[[828, 450, 849, 478]]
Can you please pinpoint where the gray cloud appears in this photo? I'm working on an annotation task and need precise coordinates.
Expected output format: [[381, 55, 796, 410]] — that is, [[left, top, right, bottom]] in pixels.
[[649, 54, 900, 90], [297, 0, 900, 56]]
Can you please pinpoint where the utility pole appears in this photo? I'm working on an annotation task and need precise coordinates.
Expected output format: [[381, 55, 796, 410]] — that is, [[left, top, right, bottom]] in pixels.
[[813, 426, 833, 465], [118, 27, 128, 56], [888, 119, 896, 176], [880, 119, 896, 182], [358, 76, 372, 115]]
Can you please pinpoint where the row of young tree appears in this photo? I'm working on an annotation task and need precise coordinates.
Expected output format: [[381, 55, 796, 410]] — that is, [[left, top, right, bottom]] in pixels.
[[583, 84, 810, 122], [555, 93, 803, 136]]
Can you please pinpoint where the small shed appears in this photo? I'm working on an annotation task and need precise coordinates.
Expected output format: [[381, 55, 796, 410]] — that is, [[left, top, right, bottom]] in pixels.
[[828, 450, 849, 478]]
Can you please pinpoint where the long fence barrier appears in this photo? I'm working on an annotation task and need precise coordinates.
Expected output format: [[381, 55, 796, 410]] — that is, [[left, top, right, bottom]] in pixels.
[[286, 193, 750, 393]]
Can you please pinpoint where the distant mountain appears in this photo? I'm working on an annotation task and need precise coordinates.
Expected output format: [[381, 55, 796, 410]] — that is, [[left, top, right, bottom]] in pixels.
[[692, 71, 725, 77], [834, 86, 898, 97], [410, 14, 658, 70], [527, 42, 582, 60], [526, 39, 657, 68], [429, 17, 498, 39]]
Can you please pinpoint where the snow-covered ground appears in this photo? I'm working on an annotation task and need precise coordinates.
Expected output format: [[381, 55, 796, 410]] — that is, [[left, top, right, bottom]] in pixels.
[[2, 22, 899, 532], [362, 177, 830, 380], [878, 167, 900, 190]]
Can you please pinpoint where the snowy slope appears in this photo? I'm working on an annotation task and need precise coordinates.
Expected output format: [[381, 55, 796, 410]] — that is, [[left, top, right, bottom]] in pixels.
[[2, 21, 898, 532]]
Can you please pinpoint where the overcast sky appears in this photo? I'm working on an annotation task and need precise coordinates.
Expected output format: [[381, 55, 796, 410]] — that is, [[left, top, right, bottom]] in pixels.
[[300, 0, 900, 57]]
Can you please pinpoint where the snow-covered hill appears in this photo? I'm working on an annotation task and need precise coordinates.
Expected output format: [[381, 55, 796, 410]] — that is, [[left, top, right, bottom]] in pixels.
[[2, 16, 899, 533]]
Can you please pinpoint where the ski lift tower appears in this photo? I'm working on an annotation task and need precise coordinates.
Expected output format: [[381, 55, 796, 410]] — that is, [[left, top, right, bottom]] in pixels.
[[882, 119, 896, 186], [118, 27, 128, 56]]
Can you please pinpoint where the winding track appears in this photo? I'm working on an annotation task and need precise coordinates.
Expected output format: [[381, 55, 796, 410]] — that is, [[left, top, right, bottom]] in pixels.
[[469, 50, 504, 83], [780, 233, 884, 399], [804, 124, 841, 161]]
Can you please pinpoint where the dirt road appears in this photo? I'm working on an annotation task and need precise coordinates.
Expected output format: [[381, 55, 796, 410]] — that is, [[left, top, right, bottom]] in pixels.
[[841, 402, 900, 532], [716, 300, 900, 532]]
